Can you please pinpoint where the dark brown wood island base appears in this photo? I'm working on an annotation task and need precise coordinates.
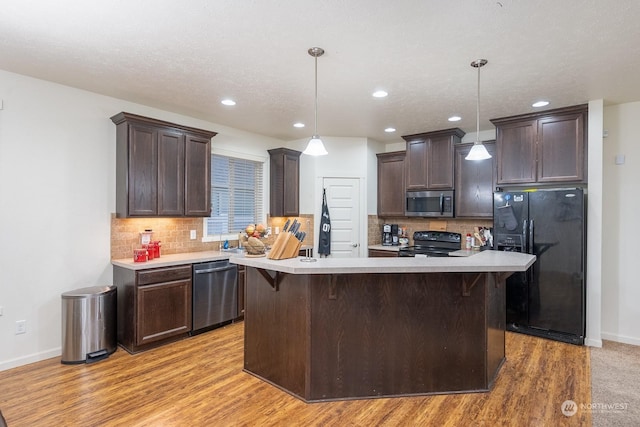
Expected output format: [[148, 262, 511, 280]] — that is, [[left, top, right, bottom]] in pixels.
[[234, 252, 535, 402]]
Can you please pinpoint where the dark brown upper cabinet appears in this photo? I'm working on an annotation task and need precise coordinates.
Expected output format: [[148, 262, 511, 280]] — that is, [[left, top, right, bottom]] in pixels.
[[268, 148, 301, 217], [377, 151, 406, 217], [112, 112, 216, 218], [454, 141, 496, 218], [403, 128, 465, 191], [491, 104, 587, 185]]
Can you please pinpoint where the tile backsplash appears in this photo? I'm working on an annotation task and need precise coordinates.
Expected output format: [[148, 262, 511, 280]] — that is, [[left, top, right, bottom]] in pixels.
[[110, 213, 315, 260], [110, 215, 214, 259], [111, 213, 487, 258], [368, 215, 493, 246]]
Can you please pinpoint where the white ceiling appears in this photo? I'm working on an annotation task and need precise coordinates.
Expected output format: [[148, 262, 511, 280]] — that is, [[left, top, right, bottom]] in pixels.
[[1, 0, 639, 142]]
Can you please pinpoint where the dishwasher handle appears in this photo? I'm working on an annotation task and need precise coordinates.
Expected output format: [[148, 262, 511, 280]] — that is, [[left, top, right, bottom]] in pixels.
[[194, 265, 236, 274]]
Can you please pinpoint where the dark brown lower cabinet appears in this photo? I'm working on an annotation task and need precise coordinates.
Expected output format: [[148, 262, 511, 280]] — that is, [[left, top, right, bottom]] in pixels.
[[114, 264, 192, 353], [368, 249, 399, 257]]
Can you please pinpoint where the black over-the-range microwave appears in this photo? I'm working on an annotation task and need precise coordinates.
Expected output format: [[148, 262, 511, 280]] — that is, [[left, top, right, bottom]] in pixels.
[[405, 190, 454, 217]]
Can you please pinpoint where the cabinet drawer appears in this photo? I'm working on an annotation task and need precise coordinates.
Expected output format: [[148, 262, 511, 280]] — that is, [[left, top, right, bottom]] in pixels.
[[137, 265, 192, 286]]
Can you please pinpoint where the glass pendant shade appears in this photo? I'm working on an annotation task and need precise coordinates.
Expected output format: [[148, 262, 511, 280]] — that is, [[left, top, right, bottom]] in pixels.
[[303, 47, 328, 156], [303, 136, 328, 156], [465, 59, 492, 161], [465, 142, 492, 160]]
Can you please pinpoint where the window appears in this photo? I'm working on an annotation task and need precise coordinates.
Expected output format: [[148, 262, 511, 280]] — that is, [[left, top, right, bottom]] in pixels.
[[205, 154, 264, 238]]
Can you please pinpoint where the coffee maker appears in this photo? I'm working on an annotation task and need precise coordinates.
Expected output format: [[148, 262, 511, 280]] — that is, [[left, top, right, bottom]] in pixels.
[[382, 224, 393, 246], [391, 224, 399, 246]]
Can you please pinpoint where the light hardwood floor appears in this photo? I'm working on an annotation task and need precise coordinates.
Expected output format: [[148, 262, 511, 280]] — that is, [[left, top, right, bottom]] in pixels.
[[0, 322, 590, 426]]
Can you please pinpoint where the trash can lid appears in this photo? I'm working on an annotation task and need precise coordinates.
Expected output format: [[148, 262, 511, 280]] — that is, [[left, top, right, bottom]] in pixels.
[[61, 285, 116, 298]]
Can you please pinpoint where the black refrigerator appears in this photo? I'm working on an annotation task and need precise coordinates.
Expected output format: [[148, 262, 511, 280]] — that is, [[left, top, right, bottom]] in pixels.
[[493, 188, 585, 345]]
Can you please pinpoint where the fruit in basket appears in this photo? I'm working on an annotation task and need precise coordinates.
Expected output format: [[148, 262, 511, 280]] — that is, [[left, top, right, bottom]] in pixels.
[[245, 236, 266, 255], [245, 224, 255, 235]]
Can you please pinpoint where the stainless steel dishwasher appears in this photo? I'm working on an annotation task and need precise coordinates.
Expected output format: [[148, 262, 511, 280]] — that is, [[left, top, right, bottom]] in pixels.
[[192, 260, 238, 334]]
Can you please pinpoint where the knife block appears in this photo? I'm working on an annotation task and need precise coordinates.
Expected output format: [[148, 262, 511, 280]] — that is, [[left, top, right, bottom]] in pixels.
[[267, 232, 302, 260]]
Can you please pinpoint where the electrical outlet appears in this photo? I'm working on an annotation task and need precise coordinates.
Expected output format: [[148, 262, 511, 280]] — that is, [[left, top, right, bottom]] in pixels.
[[190, 230, 197, 240], [15, 320, 26, 335]]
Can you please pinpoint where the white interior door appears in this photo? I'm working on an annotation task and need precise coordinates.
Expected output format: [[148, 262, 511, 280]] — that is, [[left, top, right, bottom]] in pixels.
[[322, 177, 361, 258]]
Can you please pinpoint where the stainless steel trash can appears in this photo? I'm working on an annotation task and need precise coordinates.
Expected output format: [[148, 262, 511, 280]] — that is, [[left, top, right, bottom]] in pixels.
[[61, 285, 117, 364]]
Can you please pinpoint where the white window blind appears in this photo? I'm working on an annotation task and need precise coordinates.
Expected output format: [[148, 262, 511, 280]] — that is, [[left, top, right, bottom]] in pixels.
[[206, 154, 264, 236]]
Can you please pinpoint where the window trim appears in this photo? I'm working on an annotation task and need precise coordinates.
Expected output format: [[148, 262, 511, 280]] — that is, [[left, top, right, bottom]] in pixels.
[[202, 148, 268, 242]]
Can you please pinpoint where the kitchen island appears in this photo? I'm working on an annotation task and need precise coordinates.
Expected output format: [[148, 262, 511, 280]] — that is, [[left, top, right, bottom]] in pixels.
[[231, 251, 535, 402]]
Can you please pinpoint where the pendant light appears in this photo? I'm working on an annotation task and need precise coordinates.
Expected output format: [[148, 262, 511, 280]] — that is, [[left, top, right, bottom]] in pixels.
[[465, 59, 492, 161], [303, 47, 328, 156]]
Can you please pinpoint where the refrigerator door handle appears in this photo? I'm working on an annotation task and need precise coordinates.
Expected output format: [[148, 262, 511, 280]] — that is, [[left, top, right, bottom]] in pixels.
[[528, 219, 535, 284], [522, 219, 528, 253]]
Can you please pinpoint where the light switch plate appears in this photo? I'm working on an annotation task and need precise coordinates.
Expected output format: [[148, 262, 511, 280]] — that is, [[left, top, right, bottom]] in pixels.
[[190, 230, 197, 240]]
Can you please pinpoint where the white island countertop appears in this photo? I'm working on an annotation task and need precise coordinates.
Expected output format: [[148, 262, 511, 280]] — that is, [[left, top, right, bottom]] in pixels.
[[230, 250, 535, 274]]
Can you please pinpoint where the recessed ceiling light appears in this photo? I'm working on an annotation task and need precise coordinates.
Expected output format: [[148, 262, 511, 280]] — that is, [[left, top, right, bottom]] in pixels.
[[221, 99, 236, 106], [293, 122, 305, 128], [384, 127, 396, 133], [373, 90, 388, 98], [532, 100, 549, 108], [448, 116, 462, 122]]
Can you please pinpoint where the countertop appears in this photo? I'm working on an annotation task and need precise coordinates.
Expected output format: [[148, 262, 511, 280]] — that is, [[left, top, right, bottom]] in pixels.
[[112, 245, 314, 271], [113, 250, 237, 270], [230, 250, 535, 274], [112, 245, 520, 273], [368, 245, 485, 257]]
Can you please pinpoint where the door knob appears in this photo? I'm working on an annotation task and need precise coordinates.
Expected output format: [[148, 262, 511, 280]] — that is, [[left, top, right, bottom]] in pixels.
[[352, 243, 358, 248]]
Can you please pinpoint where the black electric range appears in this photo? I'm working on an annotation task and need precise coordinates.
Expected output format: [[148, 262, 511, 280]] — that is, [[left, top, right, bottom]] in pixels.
[[398, 231, 462, 257]]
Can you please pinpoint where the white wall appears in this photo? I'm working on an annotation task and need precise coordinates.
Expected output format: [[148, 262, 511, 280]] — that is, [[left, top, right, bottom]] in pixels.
[[366, 138, 385, 215], [0, 70, 283, 370], [288, 136, 371, 255], [586, 100, 604, 347], [601, 101, 640, 345]]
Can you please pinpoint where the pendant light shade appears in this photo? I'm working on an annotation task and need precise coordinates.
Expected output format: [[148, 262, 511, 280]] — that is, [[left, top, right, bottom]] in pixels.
[[303, 47, 328, 156], [465, 59, 492, 161], [304, 136, 328, 156]]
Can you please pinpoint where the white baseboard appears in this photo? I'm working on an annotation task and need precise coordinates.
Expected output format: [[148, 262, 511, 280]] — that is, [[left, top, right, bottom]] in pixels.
[[585, 337, 603, 348], [600, 332, 640, 346], [0, 347, 61, 372]]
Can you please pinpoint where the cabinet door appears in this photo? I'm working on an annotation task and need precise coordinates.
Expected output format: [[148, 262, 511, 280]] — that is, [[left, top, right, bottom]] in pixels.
[[128, 124, 158, 216], [268, 148, 301, 217], [537, 113, 585, 182], [428, 136, 454, 189], [184, 134, 211, 216], [157, 129, 185, 216], [377, 151, 406, 217], [405, 140, 428, 190], [282, 152, 300, 217], [496, 120, 537, 184], [455, 142, 496, 217], [136, 279, 192, 346]]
